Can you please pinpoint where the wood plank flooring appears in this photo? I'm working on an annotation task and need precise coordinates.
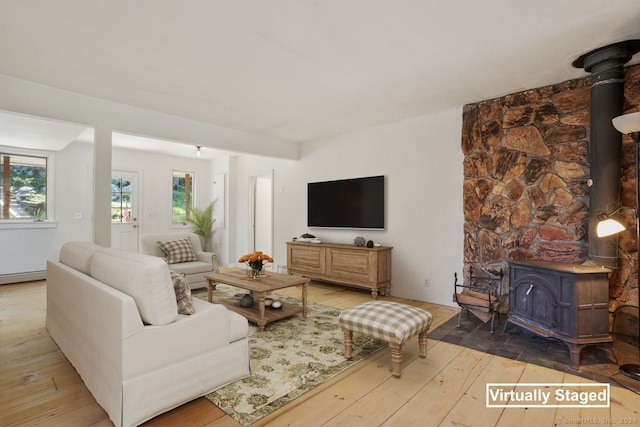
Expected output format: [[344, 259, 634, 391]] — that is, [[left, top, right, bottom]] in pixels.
[[1, 280, 638, 426]]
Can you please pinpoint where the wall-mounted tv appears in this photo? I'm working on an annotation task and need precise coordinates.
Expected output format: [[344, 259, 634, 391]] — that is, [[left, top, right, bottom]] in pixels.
[[307, 175, 385, 229]]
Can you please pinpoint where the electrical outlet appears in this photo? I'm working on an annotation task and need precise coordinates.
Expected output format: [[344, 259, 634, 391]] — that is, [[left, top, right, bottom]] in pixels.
[[424, 279, 430, 287]]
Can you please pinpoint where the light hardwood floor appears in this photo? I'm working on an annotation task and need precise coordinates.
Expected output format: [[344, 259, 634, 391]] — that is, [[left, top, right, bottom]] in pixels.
[[1, 280, 638, 427]]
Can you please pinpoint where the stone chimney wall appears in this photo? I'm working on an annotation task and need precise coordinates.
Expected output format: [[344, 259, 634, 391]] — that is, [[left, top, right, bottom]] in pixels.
[[461, 64, 639, 312]]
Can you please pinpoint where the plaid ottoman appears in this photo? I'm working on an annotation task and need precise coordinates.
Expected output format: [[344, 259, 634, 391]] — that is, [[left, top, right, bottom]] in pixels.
[[338, 301, 433, 378]]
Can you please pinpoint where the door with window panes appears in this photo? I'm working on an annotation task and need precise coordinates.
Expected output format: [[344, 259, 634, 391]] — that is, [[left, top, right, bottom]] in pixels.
[[111, 171, 138, 252]]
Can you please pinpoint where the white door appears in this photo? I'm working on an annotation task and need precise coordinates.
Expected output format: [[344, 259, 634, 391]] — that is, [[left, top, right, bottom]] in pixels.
[[111, 171, 139, 252]]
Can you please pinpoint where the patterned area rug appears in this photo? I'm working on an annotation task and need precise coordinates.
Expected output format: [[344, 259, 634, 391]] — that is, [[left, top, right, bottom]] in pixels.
[[192, 285, 385, 426]]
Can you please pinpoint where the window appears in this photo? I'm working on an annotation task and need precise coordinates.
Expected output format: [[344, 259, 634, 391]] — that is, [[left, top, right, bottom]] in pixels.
[[0, 152, 49, 221], [111, 177, 132, 223], [172, 170, 194, 224]]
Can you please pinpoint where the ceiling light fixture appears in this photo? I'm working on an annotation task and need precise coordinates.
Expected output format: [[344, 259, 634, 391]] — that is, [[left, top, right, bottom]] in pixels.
[[196, 146, 201, 157]]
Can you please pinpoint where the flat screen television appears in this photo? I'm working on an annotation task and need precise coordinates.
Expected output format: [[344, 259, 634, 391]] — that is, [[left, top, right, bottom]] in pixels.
[[307, 175, 385, 229]]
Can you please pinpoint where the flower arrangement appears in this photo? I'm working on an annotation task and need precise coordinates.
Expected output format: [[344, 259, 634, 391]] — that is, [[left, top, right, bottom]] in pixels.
[[238, 251, 274, 278]]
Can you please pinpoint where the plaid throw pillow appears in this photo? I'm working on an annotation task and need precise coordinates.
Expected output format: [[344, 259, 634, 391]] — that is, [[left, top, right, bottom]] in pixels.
[[170, 270, 195, 315], [157, 238, 198, 264]]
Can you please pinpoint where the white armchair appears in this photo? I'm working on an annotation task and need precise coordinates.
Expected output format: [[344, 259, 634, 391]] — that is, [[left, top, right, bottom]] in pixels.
[[140, 232, 219, 289]]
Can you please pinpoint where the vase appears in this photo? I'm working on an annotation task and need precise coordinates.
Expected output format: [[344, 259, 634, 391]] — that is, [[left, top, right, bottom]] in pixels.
[[246, 266, 265, 279]]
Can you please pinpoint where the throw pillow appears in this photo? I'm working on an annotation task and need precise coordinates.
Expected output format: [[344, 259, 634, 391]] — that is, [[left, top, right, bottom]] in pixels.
[[170, 270, 195, 315], [157, 238, 198, 264]]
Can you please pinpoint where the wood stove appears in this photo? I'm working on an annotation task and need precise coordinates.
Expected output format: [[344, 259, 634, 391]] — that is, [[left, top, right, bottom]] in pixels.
[[505, 260, 615, 368]]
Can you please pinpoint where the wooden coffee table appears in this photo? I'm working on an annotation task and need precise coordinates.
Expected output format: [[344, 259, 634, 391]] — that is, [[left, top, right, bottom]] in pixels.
[[204, 269, 310, 330]]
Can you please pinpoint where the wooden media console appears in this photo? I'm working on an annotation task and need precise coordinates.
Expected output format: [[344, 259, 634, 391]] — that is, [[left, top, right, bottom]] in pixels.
[[286, 241, 392, 298]]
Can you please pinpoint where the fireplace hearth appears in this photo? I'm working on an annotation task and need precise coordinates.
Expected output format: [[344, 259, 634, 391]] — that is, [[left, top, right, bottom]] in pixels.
[[504, 259, 616, 368]]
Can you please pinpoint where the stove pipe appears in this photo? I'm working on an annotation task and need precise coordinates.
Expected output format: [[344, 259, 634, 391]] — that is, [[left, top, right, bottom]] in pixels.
[[573, 40, 640, 269]]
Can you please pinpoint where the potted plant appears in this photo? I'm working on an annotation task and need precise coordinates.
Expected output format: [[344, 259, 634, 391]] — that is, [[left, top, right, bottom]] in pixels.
[[187, 201, 216, 251]]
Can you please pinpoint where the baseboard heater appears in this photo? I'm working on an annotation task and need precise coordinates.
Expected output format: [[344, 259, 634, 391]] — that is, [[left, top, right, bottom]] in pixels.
[[0, 270, 46, 285]]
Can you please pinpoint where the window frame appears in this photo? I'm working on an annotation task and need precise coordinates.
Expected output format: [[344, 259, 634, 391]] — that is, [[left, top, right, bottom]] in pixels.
[[111, 176, 133, 224], [0, 146, 55, 229], [171, 169, 195, 226]]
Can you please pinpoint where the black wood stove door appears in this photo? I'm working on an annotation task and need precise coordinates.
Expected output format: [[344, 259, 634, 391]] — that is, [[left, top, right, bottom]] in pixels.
[[510, 274, 558, 330]]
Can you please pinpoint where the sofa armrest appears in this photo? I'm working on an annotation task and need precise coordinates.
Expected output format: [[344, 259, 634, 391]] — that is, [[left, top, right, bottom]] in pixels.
[[46, 260, 145, 427], [122, 300, 241, 378], [196, 251, 220, 273]]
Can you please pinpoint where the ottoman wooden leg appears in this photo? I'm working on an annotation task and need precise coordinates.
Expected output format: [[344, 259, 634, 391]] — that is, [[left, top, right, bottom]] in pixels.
[[418, 329, 429, 359], [343, 329, 353, 359], [389, 342, 403, 378]]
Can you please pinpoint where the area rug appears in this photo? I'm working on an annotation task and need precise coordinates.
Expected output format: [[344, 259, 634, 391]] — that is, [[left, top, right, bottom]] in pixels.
[[192, 285, 385, 426], [430, 311, 640, 391]]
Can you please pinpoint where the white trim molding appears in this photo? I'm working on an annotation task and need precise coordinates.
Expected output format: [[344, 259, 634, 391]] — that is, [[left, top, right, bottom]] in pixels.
[[0, 270, 46, 285]]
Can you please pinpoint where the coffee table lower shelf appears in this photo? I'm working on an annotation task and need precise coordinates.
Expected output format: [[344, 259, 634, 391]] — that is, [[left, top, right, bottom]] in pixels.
[[217, 297, 304, 328]]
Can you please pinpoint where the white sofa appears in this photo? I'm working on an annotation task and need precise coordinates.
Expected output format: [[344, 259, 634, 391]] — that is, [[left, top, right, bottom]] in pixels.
[[46, 241, 250, 427], [140, 232, 218, 289]]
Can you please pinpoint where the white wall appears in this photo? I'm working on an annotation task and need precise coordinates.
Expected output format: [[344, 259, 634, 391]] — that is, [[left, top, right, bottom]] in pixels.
[[211, 156, 231, 265], [112, 146, 215, 237], [228, 156, 299, 268], [52, 142, 94, 244], [254, 174, 273, 255], [0, 141, 93, 277], [1, 76, 464, 305], [229, 108, 464, 306], [0, 75, 297, 280], [0, 140, 216, 279], [0, 75, 299, 160]]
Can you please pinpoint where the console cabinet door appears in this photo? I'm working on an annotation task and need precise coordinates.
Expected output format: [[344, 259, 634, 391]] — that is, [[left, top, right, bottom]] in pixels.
[[287, 244, 324, 275], [325, 248, 371, 285]]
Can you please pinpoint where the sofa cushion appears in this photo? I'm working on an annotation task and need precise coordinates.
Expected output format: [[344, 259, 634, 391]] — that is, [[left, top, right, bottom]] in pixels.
[[170, 261, 215, 275], [59, 241, 102, 275], [157, 238, 198, 264], [91, 249, 178, 325], [169, 270, 195, 315]]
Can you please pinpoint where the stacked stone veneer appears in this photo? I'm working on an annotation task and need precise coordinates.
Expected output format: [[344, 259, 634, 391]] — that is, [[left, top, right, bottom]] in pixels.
[[462, 64, 640, 314]]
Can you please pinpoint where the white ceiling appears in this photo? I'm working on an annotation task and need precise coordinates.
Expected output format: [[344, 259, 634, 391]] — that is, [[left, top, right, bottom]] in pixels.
[[0, 111, 230, 159], [0, 0, 639, 156], [0, 112, 88, 152]]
